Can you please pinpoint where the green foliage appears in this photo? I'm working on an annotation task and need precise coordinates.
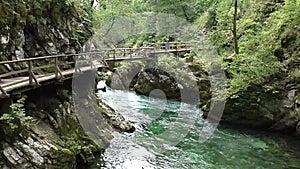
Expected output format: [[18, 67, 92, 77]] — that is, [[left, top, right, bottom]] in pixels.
[[209, 0, 253, 51], [92, 0, 213, 30], [292, 69, 300, 79], [92, 0, 220, 48], [0, 97, 35, 137], [195, 6, 218, 29], [207, 0, 300, 97], [92, 0, 137, 29], [226, 53, 282, 96], [94, 0, 298, 98], [124, 33, 171, 48]]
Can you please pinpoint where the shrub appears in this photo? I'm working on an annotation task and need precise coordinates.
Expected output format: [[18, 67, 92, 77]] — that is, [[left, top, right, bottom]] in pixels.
[[0, 96, 35, 137]]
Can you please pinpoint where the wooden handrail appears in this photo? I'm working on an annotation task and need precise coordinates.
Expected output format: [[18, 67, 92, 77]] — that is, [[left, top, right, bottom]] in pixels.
[[0, 42, 193, 97], [0, 51, 106, 65], [0, 43, 190, 65]]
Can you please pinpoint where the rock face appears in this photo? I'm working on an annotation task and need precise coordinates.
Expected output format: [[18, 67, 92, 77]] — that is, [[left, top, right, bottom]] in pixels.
[[0, 90, 102, 168], [107, 55, 200, 103], [187, 59, 211, 109], [98, 99, 135, 133], [106, 62, 143, 90], [0, 123, 91, 169], [217, 82, 300, 135], [200, 62, 300, 134], [223, 85, 298, 130], [134, 67, 181, 100], [0, 78, 134, 168], [0, 0, 93, 72]]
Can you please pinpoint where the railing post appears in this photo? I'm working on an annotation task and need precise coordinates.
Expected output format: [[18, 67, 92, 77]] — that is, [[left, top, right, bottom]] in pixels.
[[28, 60, 39, 85], [75, 60, 81, 73], [127, 49, 130, 58], [102, 52, 109, 67], [113, 50, 116, 61], [28, 60, 33, 84], [55, 57, 58, 78], [90, 53, 96, 69], [176, 43, 179, 61], [55, 57, 64, 79], [130, 49, 132, 59]]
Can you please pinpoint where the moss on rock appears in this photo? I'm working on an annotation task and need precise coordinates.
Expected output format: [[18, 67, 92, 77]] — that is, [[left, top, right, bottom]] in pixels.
[[0, 81, 115, 168]]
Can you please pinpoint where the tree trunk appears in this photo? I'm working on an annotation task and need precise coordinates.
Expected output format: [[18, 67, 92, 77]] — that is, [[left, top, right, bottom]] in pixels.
[[179, 0, 189, 21], [233, 0, 239, 54]]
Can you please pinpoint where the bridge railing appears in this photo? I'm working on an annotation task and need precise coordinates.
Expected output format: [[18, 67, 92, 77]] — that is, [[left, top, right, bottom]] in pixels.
[[0, 46, 158, 94], [0, 42, 193, 97], [0, 52, 107, 96], [145, 42, 193, 50], [91, 47, 155, 60]]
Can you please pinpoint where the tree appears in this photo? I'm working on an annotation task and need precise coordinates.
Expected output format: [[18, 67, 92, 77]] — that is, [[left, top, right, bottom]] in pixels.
[[233, 0, 239, 54], [210, 0, 252, 55]]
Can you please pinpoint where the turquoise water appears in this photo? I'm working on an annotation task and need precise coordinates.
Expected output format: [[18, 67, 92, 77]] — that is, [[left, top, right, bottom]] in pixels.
[[91, 87, 300, 169]]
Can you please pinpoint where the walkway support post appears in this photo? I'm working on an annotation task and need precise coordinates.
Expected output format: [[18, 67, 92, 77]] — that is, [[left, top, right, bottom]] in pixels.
[[0, 65, 9, 97], [0, 85, 9, 97]]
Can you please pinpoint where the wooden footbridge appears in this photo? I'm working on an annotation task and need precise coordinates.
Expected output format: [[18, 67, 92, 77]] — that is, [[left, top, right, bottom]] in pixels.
[[0, 42, 193, 98]]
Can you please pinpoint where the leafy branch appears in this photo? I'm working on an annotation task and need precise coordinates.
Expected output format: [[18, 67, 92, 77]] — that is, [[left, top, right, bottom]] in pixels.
[[0, 96, 35, 137]]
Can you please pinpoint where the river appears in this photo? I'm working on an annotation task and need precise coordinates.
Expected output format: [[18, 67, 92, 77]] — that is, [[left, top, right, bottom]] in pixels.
[[89, 86, 300, 169]]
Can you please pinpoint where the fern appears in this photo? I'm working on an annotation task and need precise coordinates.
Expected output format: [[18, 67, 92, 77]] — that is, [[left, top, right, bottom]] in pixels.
[[0, 96, 35, 137]]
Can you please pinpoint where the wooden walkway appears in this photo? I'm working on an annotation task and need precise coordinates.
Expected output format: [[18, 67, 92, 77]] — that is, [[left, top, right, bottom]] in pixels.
[[0, 42, 193, 98]]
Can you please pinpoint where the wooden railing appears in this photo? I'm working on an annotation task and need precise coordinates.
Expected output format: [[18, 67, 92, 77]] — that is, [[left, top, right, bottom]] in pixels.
[[0, 42, 192, 97], [146, 41, 193, 50], [92, 47, 155, 60], [0, 52, 107, 96]]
